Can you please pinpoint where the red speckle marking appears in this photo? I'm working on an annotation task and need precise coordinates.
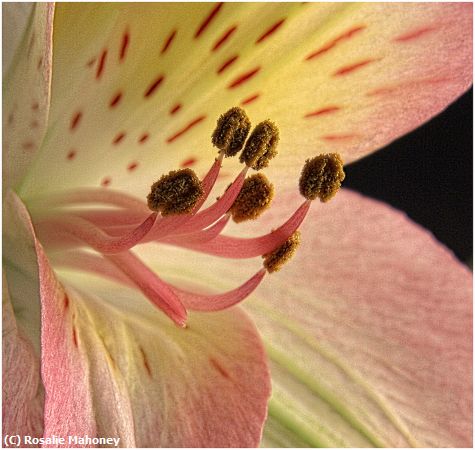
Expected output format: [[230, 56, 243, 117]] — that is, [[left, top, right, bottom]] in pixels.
[[109, 92, 123, 108], [305, 25, 366, 61], [321, 133, 357, 142], [64, 295, 70, 309], [127, 161, 139, 172], [180, 157, 197, 168], [72, 327, 78, 347], [241, 93, 260, 105], [256, 18, 286, 44], [101, 177, 111, 187], [37, 56, 43, 70], [31, 120, 39, 128], [161, 29, 177, 54], [227, 67, 261, 89], [195, 3, 224, 38], [209, 357, 230, 379], [112, 132, 126, 145], [86, 57, 96, 68], [169, 103, 182, 115], [212, 25, 237, 51], [67, 149, 77, 160], [138, 133, 150, 144], [31, 101, 39, 111], [334, 58, 377, 76], [140, 347, 153, 377], [8, 113, 14, 125], [217, 55, 239, 74], [394, 26, 435, 43], [96, 49, 107, 79], [144, 75, 165, 98], [70, 111, 82, 131], [304, 106, 341, 118], [366, 77, 451, 97], [120, 30, 130, 61], [21, 141, 35, 151], [166, 115, 206, 143]]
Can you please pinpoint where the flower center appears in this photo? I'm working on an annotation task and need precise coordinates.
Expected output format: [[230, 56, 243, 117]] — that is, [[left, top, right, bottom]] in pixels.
[[28, 107, 344, 327]]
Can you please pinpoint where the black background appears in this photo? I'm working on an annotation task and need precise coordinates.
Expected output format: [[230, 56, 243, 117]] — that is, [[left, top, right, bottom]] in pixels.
[[345, 88, 472, 264]]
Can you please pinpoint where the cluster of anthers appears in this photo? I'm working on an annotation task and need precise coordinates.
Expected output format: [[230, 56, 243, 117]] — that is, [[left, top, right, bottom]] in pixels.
[[32, 107, 345, 327]]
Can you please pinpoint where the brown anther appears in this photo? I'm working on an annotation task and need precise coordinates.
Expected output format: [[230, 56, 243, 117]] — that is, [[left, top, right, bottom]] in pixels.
[[240, 120, 279, 170], [212, 107, 251, 157], [230, 173, 274, 223], [299, 153, 345, 202], [263, 231, 301, 273], [147, 168, 203, 215]]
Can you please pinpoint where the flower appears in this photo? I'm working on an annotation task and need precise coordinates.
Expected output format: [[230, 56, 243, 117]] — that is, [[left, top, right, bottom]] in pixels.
[[3, 2, 472, 448]]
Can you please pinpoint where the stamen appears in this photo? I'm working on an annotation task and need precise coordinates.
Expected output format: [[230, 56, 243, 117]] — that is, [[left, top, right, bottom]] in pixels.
[[299, 153, 345, 202], [147, 168, 204, 216], [240, 120, 279, 170], [230, 173, 274, 222], [263, 231, 301, 273], [211, 107, 251, 157]]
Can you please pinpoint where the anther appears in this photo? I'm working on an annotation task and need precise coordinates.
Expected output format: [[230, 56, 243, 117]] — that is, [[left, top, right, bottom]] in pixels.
[[299, 153, 345, 202], [230, 173, 274, 223], [147, 168, 203, 216], [212, 107, 251, 157], [240, 120, 279, 170], [263, 231, 301, 273]]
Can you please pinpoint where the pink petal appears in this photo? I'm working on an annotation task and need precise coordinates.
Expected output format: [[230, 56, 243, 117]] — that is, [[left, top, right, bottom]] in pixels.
[[238, 189, 471, 447], [4, 3, 54, 189]]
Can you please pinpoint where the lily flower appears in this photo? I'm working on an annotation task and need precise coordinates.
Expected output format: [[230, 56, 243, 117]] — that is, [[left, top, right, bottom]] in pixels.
[[3, 2, 472, 448]]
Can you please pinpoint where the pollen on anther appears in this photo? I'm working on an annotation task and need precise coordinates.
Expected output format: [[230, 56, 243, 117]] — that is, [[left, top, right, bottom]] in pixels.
[[230, 173, 274, 223], [263, 231, 301, 273], [212, 107, 251, 157], [147, 168, 204, 216], [299, 153, 345, 202], [240, 120, 279, 170]]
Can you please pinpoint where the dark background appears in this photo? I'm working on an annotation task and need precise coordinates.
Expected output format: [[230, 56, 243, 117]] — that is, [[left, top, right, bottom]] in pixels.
[[345, 88, 473, 264]]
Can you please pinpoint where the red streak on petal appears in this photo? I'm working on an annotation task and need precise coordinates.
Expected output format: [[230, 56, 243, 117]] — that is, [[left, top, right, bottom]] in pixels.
[[127, 161, 139, 172], [217, 55, 239, 74], [195, 2, 224, 38], [321, 133, 357, 141], [64, 295, 70, 309], [37, 56, 43, 70], [70, 111, 82, 131], [120, 30, 130, 61], [67, 149, 77, 160], [209, 357, 230, 379], [7, 113, 14, 125], [180, 157, 197, 168], [333, 58, 376, 76], [166, 115, 206, 144], [161, 29, 177, 54], [144, 75, 165, 98], [227, 67, 261, 89], [22, 141, 35, 151], [72, 327, 78, 347], [31, 101, 39, 111], [140, 347, 153, 377], [240, 93, 260, 105], [212, 25, 237, 51], [101, 177, 111, 187], [305, 25, 366, 61], [31, 120, 39, 128], [304, 106, 341, 118], [109, 92, 123, 108], [96, 49, 107, 79], [138, 133, 150, 144], [256, 18, 286, 44], [169, 103, 182, 115], [394, 26, 435, 43], [112, 132, 126, 145]]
